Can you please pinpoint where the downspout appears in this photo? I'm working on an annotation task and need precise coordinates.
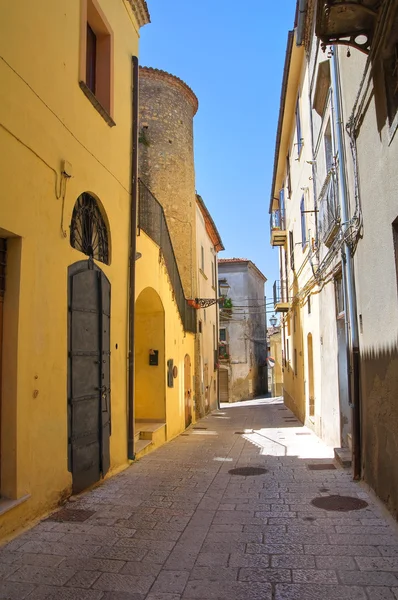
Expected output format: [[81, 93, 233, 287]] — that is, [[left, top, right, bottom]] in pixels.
[[215, 256, 220, 410], [128, 56, 139, 461], [331, 48, 361, 479]]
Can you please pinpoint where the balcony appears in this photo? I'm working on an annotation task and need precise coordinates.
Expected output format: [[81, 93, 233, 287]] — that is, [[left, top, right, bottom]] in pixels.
[[315, 0, 380, 55], [270, 208, 287, 247], [273, 279, 290, 313], [318, 169, 340, 248], [218, 343, 230, 362]]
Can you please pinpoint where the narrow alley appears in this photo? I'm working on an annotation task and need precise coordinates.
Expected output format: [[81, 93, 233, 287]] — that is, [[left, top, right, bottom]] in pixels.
[[1, 398, 398, 600]]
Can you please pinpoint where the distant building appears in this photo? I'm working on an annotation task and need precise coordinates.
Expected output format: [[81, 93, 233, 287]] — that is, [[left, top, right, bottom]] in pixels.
[[267, 326, 283, 397], [218, 259, 267, 403]]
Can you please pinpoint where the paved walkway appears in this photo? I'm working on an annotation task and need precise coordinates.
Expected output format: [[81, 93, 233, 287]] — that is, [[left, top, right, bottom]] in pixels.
[[1, 397, 398, 600]]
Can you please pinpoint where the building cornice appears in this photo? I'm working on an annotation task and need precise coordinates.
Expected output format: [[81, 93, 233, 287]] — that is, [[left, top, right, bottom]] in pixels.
[[139, 67, 199, 115], [128, 0, 150, 28], [196, 195, 225, 252]]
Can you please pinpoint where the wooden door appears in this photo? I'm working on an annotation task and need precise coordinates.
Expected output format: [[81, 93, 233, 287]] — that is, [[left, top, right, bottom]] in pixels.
[[68, 261, 111, 494], [184, 354, 192, 428]]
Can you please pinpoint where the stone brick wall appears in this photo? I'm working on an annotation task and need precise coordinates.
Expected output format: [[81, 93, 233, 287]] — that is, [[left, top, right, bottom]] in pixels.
[[138, 67, 198, 299]]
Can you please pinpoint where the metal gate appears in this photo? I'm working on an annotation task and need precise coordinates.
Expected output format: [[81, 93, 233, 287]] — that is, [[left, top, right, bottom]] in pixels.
[[68, 260, 111, 494], [219, 369, 229, 403]]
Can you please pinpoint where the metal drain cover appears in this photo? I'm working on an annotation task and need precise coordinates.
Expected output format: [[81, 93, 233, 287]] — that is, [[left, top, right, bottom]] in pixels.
[[45, 508, 95, 523], [307, 463, 336, 470], [228, 467, 267, 476], [311, 495, 368, 511]]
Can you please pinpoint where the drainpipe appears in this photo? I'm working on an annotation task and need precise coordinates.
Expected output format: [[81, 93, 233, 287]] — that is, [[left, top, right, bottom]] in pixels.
[[128, 56, 139, 461], [331, 48, 361, 479], [215, 256, 220, 410]]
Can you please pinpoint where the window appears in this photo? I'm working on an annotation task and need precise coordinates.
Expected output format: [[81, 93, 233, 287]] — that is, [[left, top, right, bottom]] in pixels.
[[295, 97, 303, 156], [324, 121, 333, 172], [289, 230, 295, 271], [211, 261, 215, 287], [79, 0, 114, 125], [286, 154, 292, 198], [201, 245, 204, 272], [198, 320, 202, 334], [308, 295, 311, 314], [204, 308, 206, 323], [300, 196, 307, 248], [294, 348, 297, 376], [393, 217, 398, 294], [220, 328, 227, 342], [279, 188, 285, 228], [70, 192, 110, 264], [213, 324, 216, 349], [335, 275, 344, 316], [286, 338, 290, 369]]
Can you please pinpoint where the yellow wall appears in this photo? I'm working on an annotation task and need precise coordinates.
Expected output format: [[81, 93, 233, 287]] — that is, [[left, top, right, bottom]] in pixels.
[[135, 288, 166, 421], [0, 0, 141, 539], [135, 231, 195, 440]]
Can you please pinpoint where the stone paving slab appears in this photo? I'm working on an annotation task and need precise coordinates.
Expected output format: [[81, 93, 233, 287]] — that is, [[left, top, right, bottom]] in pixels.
[[1, 397, 398, 599]]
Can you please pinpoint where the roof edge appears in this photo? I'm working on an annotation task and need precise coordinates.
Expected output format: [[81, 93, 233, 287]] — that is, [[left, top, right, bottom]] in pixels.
[[139, 67, 198, 115], [196, 195, 225, 252], [268, 30, 294, 214], [218, 258, 267, 282], [128, 0, 150, 28]]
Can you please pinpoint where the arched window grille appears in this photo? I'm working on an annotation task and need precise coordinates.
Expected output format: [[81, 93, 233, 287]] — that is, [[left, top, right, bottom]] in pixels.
[[70, 193, 109, 264]]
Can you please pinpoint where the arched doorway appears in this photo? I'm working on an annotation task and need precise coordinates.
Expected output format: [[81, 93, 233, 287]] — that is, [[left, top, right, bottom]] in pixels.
[[135, 288, 166, 422], [68, 192, 111, 494], [68, 261, 111, 494], [307, 333, 315, 417], [184, 354, 192, 428]]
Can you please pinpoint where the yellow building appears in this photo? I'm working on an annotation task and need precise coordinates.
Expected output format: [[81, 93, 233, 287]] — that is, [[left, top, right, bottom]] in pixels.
[[0, 0, 150, 539]]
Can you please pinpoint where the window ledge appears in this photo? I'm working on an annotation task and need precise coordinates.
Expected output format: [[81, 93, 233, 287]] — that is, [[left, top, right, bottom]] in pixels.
[[79, 81, 116, 127], [0, 494, 31, 517]]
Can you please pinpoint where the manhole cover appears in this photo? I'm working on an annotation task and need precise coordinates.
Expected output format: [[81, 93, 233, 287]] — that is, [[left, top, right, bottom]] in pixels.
[[45, 508, 95, 523], [228, 467, 267, 476], [311, 495, 368, 511], [307, 463, 336, 470]]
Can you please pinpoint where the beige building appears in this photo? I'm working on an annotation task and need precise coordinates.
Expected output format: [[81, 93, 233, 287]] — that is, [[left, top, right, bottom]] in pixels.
[[194, 195, 224, 416]]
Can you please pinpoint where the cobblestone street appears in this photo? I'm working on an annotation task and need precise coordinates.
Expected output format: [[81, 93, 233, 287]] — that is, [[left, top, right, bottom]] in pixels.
[[1, 397, 398, 600]]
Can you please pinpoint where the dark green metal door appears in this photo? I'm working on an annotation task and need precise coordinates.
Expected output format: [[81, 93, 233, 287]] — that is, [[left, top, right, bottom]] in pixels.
[[68, 261, 111, 494]]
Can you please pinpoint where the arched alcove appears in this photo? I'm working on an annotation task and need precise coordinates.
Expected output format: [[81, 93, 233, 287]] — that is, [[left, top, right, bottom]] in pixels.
[[135, 287, 166, 421]]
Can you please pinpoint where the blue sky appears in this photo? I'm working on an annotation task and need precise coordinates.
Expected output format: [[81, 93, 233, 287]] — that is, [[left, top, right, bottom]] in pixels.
[[140, 0, 297, 306]]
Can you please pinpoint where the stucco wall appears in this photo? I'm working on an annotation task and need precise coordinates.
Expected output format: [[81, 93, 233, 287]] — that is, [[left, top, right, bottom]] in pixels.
[[0, 0, 140, 538], [338, 47, 398, 518], [195, 205, 218, 416]]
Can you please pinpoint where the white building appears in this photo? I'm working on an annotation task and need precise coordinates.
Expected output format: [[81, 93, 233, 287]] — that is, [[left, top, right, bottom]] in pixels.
[[194, 195, 224, 416], [218, 259, 267, 403]]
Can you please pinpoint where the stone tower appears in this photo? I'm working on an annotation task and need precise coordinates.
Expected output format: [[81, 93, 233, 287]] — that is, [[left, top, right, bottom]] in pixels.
[[138, 67, 198, 298]]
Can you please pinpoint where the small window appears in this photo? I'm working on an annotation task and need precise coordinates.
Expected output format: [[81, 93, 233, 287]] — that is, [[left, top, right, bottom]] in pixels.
[[220, 328, 227, 342], [204, 308, 206, 323], [289, 230, 295, 271], [335, 275, 344, 316], [213, 324, 216, 349], [300, 196, 307, 248], [211, 261, 215, 287], [286, 338, 290, 369], [295, 97, 303, 156], [308, 295, 311, 314], [80, 0, 114, 125], [393, 217, 398, 295], [324, 121, 333, 172], [286, 154, 292, 198], [198, 320, 202, 334], [294, 348, 297, 376], [201, 246, 204, 272]]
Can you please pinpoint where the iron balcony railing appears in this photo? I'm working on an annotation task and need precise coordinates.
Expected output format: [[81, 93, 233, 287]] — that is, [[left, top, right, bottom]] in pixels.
[[138, 179, 196, 333], [318, 168, 340, 246], [270, 207, 286, 232], [273, 279, 289, 306]]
